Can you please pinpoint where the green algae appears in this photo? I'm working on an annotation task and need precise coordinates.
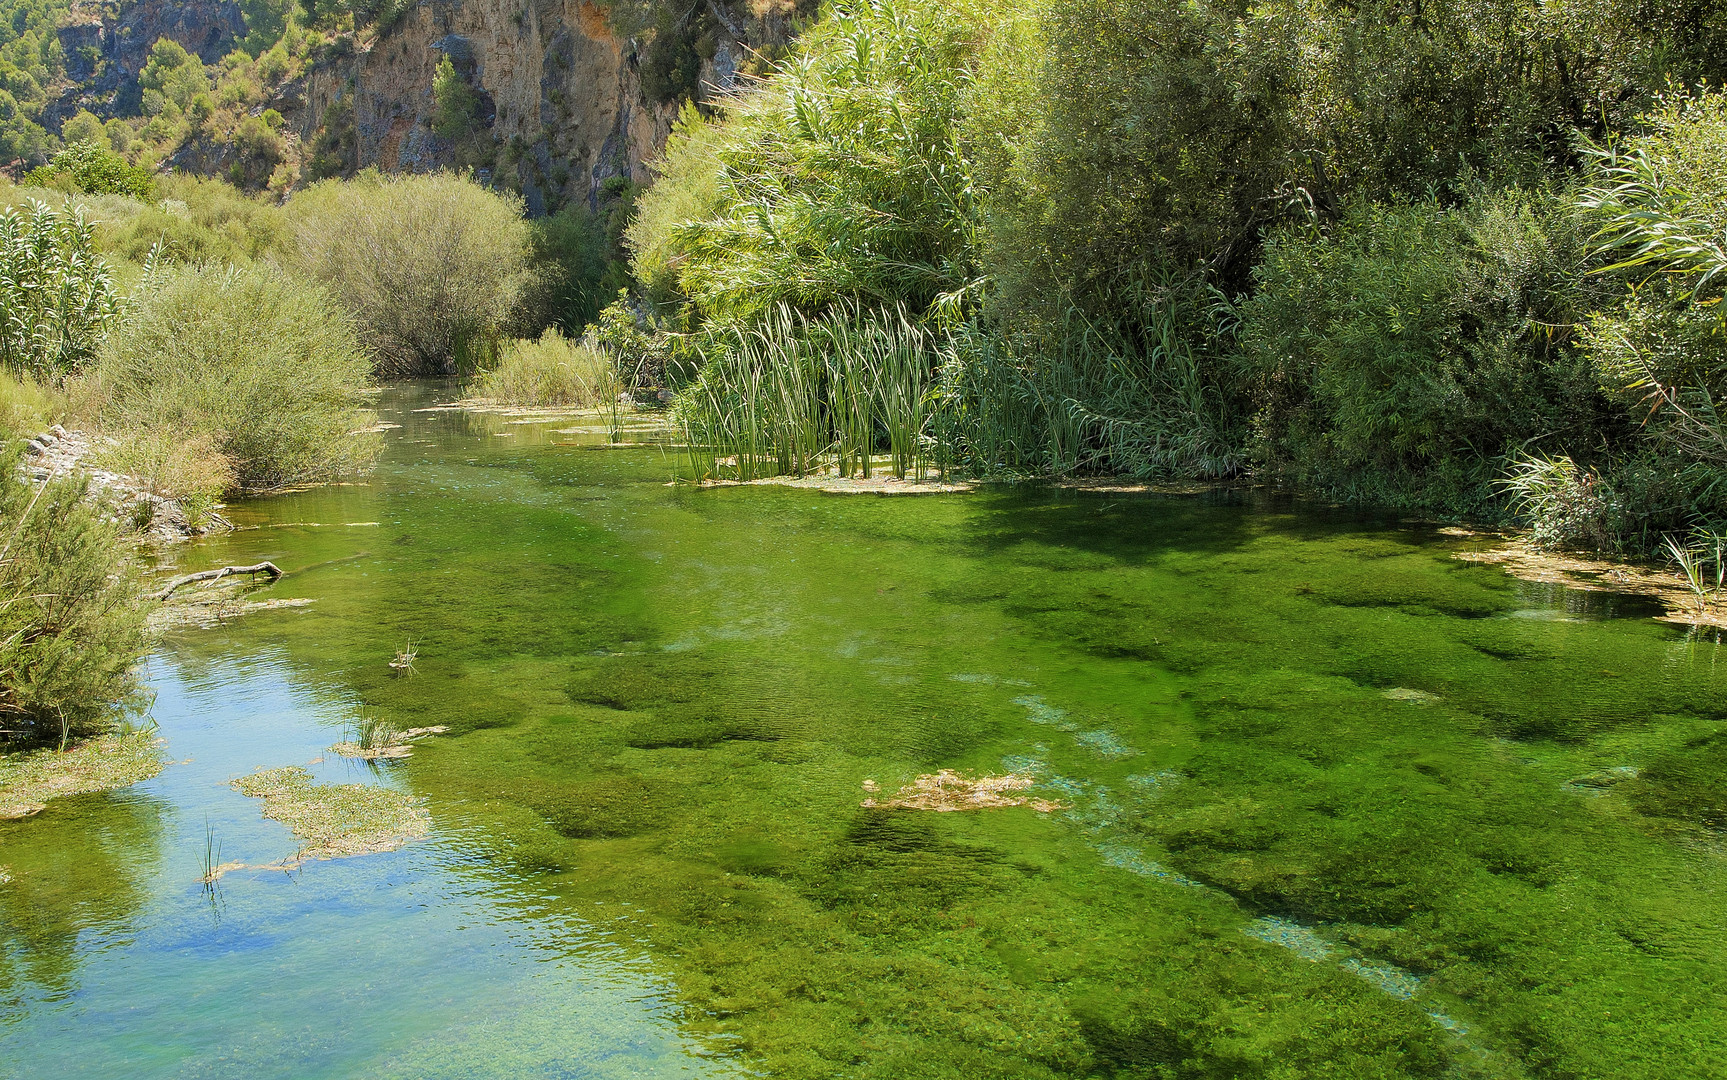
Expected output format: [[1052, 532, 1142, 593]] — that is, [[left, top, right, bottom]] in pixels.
[[0, 732, 164, 819], [230, 765, 429, 865], [99, 386, 1727, 1078]]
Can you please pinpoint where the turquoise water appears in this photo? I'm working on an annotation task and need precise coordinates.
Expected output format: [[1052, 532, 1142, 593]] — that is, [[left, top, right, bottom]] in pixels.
[[3, 383, 1726, 1078]]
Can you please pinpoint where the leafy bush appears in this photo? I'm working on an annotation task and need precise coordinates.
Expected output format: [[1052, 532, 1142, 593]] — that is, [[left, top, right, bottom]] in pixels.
[[0, 461, 149, 741], [1238, 187, 1613, 515], [23, 143, 155, 199], [240, 0, 293, 56], [139, 39, 210, 111], [1499, 454, 1621, 551], [1578, 92, 1727, 457], [525, 197, 633, 333], [639, 2, 715, 105], [92, 430, 235, 530], [94, 175, 286, 265], [470, 328, 619, 406], [975, 0, 1727, 314], [94, 263, 380, 489], [285, 171, 533, 374], [60, 109, 104, 147], [628, 0, 986, 325], [0, 199, 122, 378]]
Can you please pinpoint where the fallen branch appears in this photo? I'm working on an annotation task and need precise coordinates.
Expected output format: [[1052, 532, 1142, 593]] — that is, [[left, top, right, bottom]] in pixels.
[[155, 561, 282, 601]]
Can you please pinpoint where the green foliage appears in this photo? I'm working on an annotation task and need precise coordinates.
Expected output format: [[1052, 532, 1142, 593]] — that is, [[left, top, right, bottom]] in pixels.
[[0, 199, 121, 379], [1499, 453, 1621, 551], [638, 2, 715, 105], [471, 328, 620, 407], [240, 0, 294, 56], [678, 303, 940, 480], [139, 38, 210, 111], [0, 461, 148, 741], [943, 278, 1243, 479], [285, 171, 533, 375], [231, 113, 287, 188], [526, 195, 634, 333], [1238, 188, 1612, 516], [1568, 89, 1727, 541], [632, 0, 985, 325], [59, 108, 102, 147], [431, 55, 481, 141], [24, 142, 154, 199], [305, 97, 355, 180], [0, 367, 53, 438], [103, 119, 131, 155], [99, 174, 287, 265], [94, 262, 380, 489]]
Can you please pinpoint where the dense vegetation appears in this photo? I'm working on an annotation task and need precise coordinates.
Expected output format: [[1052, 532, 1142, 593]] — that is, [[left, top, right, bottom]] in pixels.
[[0, 165, 536, 740], [623, 0, 1727, 555], [0, 0, 1722, 728]]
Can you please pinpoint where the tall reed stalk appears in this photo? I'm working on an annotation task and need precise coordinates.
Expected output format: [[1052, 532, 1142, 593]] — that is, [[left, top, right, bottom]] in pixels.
[[676, 303, 938, 482]]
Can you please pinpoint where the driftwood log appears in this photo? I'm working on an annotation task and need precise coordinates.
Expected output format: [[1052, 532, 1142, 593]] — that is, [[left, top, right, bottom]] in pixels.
[[155, 561, 283, 601]]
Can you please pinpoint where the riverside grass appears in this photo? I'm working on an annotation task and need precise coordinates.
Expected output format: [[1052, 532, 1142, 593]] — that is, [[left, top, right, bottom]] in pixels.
[[468, 329, 619, 408]]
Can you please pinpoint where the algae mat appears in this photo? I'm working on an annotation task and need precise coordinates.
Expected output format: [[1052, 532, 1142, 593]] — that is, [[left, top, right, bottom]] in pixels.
[[3, 382, 1724, 1078]]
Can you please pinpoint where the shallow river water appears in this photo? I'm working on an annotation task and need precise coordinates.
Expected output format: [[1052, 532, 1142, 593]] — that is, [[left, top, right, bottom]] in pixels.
[[3, 384, 1725, 1079]]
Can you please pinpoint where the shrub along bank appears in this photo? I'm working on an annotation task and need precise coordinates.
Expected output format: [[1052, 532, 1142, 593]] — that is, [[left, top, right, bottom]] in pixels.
[[623, 0, 1727, 557]]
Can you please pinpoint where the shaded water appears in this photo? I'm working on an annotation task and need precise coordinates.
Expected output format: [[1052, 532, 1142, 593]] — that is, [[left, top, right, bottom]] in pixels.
[[4, 383, 1726, 1078]]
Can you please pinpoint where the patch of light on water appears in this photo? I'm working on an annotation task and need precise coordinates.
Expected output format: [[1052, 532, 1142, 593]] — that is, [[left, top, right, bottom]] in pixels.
[[1011, 695, 1077, 730], [1242, 917, 1335, 962], [1074, 729, 1137, 758], [1092, 842, 1205, 888], [1125, 771, 1182, 795], [1341, 957, 1422, 999]]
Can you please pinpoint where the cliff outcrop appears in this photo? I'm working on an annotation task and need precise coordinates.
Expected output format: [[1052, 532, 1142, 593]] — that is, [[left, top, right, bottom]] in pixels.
[[43, 0, 802, 213], [298, 0, 796, 211]]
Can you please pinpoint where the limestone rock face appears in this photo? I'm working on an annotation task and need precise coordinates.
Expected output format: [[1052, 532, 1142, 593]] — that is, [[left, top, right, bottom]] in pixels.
[[108, 0, 248, 76], [300, 0, 793, 210]]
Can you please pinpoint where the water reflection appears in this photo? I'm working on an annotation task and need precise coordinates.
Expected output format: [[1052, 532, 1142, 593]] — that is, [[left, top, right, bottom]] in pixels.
[[0, 650, 740, 1079]]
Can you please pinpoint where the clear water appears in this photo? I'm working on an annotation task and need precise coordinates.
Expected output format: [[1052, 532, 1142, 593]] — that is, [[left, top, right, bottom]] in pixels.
[[3, 383, 1725, 1078]]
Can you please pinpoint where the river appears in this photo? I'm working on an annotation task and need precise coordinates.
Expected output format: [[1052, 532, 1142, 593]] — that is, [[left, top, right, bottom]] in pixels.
[[3, 383, 1723, 1078]]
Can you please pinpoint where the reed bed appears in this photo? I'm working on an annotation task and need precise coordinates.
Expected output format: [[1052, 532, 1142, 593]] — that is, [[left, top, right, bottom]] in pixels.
[[675, 283, 1238, 485], [676, 304, 939, 482]]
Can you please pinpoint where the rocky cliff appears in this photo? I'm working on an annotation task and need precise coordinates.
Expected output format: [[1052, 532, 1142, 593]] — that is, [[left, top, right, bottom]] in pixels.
[[301, 0, 797, 211], [47, 0, 801, 213]]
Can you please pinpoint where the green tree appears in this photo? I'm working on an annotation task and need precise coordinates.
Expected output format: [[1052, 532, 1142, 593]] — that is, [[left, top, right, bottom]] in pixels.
[[239, 0, 292, 56], [25, 142, 154, 198], [139, 38, 210, 110], [431, 55, 480, 141], [59, 108, 102, 146], [629, 0, 986, 326], [0, 463, 148, 741]]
